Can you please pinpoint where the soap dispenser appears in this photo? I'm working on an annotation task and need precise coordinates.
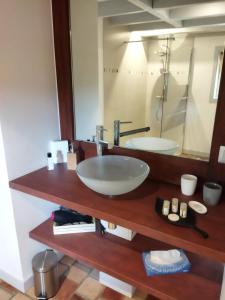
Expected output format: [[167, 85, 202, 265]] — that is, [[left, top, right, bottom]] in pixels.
[[67, 143, 77, 170]]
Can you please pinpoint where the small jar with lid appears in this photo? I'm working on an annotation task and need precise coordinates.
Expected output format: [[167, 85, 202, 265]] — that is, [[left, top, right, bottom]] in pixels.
[[180, 202, 187, 218], [162, 200, 170, 216], [171, 198, 179, 213]]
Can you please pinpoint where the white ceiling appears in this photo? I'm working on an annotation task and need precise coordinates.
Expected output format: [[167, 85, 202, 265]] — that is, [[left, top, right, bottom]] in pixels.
[[98, 0, 225, 33]]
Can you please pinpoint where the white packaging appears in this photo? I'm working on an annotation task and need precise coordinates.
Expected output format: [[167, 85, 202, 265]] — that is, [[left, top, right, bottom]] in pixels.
[[47, 153, 54, 170], [67, 152, 77, 170], [50, 140, 68, 164], [100, 220, 136, 241], [53, 222, 95, 235], [99, 272, 135, 298]]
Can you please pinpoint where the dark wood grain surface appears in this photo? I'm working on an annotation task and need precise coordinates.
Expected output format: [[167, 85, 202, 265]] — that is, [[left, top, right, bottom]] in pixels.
[[208, 54, 225, 183], [51, 0, 74, 140], [30, 219, 223, 300], [10, 164, 225, 263]]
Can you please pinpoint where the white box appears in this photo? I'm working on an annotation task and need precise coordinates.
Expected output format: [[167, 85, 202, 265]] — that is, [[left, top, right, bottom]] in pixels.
[[49, 140, 68, 164], [99, 272, 136, 298], [101, 220, 136, 241]]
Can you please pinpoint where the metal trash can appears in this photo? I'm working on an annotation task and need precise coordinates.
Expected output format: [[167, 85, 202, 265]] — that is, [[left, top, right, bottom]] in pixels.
[[32, 249, 59, 300]]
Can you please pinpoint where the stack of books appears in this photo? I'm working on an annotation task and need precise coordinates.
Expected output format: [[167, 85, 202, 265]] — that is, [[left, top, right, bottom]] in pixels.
[[53, 221, 96, 235], [51, 207, 96, 235]]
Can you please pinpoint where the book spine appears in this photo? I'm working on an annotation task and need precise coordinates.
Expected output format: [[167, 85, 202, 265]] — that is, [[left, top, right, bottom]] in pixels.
[[54, 225, 95, 229], [53, 223, 95, 230], [53, 228, 96, 235], [54, 227, 95, 232]]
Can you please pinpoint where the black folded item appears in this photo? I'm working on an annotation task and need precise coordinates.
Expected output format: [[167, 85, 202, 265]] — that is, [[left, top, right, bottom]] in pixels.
[[51, 209, 93, 225]]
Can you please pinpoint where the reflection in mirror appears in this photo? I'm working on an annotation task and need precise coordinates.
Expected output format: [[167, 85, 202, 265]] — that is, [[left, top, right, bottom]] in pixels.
[[211, 48, 224, 102], [70, 0, 225, 161]]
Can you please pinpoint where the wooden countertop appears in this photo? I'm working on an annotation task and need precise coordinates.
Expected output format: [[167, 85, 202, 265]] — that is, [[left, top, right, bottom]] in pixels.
[[30, 219, 223, 300], [10, 163, 225, 263]]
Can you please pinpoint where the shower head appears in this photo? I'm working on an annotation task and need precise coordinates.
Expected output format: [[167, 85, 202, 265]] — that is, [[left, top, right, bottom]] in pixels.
[[154, 45, 169, 57]]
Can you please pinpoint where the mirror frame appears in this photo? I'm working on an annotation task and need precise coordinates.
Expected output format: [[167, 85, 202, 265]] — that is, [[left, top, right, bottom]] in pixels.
[[51, 0, 225, 185]]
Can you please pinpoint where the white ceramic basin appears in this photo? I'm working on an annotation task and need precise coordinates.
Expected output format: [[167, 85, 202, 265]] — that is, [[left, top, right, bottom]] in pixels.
[[125, 137, 179, 155], [76, 155, 150, 196]]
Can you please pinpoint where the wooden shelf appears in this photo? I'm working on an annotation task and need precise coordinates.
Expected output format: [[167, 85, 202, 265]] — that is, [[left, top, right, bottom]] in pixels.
[[10, 164, 225, 263], [30, 219, 223, 300]]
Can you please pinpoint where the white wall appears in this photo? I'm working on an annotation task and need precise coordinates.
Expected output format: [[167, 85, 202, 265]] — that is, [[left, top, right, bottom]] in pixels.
[[70, 0, 100, 141], [0, 127, 23, 286], [184, 34, 225, 157], [146, 39, 165, 138], [103, 20, 148, 145], [0, 0, 59, 291]]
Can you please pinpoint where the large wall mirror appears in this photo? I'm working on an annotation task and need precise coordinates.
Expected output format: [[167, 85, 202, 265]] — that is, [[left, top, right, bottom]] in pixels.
[[69, 0, 225, 162]]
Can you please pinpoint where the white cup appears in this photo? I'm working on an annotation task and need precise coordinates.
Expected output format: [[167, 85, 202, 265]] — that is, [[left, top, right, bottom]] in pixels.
[[181, 174, 197, 196]]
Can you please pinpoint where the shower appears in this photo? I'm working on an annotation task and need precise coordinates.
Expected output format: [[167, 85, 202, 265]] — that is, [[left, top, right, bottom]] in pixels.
[[155, 39, 171, 96], [154, 38, 172, 136], [152, 35, 193, 153], [155, 45, 169, 57]]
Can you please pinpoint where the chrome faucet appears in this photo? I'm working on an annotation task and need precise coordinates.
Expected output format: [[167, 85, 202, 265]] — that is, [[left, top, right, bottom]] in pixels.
[[113, 120, 150, 146], [96, 125, 113, 156], [95, 125, 116, 230], [114, 120, 132, 147]]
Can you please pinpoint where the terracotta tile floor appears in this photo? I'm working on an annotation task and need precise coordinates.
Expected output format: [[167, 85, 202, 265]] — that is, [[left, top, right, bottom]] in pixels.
[[0, 256, 158, 300]]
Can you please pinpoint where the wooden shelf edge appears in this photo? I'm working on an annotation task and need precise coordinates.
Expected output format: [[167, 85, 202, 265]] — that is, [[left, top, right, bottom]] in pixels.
[[30, 219, 223, 300], [10, 178, 225, 264], [9, 164, 225, 265]]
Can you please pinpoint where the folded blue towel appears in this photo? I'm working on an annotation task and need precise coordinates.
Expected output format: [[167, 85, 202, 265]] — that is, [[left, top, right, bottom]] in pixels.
[[142, 249, 191, 276]]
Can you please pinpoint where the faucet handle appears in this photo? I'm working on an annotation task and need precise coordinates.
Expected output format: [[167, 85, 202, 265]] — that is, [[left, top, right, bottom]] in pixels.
[[120, 121, 132, 124], [96, 125, 108, 142], [96, 125, 107, 131]]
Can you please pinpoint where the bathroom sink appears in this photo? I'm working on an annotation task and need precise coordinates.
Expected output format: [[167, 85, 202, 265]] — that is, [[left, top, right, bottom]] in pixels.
[[125, 137, 179, 155], [76, 155, 150, 196]]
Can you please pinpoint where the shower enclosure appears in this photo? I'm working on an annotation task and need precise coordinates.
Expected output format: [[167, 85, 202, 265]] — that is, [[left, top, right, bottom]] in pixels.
[[146, 36, 193, 154], [103, 23, 220, 159]]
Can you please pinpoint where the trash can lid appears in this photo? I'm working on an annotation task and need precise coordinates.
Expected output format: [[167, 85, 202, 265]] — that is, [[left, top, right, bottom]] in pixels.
[[32, 249, 58, 272]]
